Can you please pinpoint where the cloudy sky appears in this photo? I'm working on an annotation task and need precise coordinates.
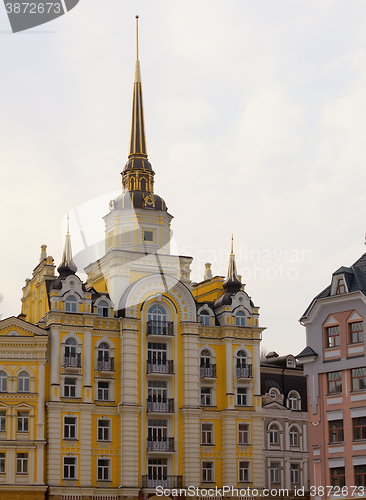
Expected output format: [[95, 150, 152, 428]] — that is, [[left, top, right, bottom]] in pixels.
[[1, 0, 366, 356]]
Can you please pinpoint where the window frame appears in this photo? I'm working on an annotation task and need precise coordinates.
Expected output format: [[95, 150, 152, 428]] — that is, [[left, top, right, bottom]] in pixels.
[[331, 467, 345, 488], [328, 371, 342, 394], [97, 419, 111, 442], [63, 456, 77, 480], [238, 460, 250, 483], [349, 322, 364, 344], [353, 417, 366, 441], [97, 301, 109, 318], [269, 424, 279, 445], [97, 381, 110, 401], [238, 422, 250, 445], [0, 411, 6, 432], [329, 420, 344, 443], [97, 457, 111, 482], [64, 378, 76, 398], [200, 387, 212, 406], [17, 411, 29, 433], [270, 462, 280, 484], [202, 460, 214, 483], [351, 367, 366, 392], [235, 311, 245, 327], [65, 296, 77, 313], [336, 278, 346, 295], [16, 453, 28, 475], [355, 465, 366, 487], [289, 426, 299, 447], [199, 310, 210, 326], [290, 463, 300, 484], [63, 415, 77, 440], [236, 387, 247, 407], [326, 326, 340, 348], [0, 372, 7, 393], [0, 452, 5, 475], [18, 372, 30, 393], [201, 422, 214, 445]]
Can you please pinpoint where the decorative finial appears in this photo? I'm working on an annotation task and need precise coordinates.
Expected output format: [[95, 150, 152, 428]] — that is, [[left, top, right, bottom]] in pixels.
[[231, 234, 234, 254], [67, 213, 70, 235], [136, 15, 139, 61]]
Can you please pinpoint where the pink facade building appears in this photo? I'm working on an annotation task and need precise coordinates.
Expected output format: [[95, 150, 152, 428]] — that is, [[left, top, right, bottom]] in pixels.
[[298, 254, 366, 497]]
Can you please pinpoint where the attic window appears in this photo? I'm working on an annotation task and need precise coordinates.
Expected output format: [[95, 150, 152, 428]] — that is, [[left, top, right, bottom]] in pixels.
[[336, 278, 346, 295], [143, 231, 153, 242]]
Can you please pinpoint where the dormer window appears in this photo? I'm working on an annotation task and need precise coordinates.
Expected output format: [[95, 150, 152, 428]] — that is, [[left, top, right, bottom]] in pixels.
[[199, 310, 210, 326], [97, 301, 109, 318], [327, 326, 340, 348], [65, 296, 77, 313], [336, 278, 346, 295], [235, 311, 245, 327]]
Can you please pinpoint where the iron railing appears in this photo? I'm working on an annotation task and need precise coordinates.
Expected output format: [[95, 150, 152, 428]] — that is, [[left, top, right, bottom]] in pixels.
[[200, 364, 217, 378], [142, 475, 182, 488], [236, 364, 252, 378], [147, 398, 174, 413], [64, 353, 81, 368], [97, 358, 115, 371], [147, 360, 174, 374], [147, 437, 174, 452]]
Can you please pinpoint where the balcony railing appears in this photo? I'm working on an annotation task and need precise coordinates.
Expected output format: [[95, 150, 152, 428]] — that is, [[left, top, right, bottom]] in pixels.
[[236, 364, 252, 378], [147, 437, 174, 452], [142, 475, 182, 488], [64, 353, 81, 368], [147, 320, 174, 336], [200, 364, 216, 378], [97, 358, 115, 372], [147, 360, 174, 374], [147, 398, 174, 413]]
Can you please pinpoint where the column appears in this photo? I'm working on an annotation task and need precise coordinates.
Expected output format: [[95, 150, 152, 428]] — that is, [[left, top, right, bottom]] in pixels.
[[252, 413, 264, 489], [50, 327, 60, 401], [46, 403, 61, 485], [221, 411, 238, 486], [36, 444, 44, 484], [226, 341, 234, 408], [80, 405, 93, 487], [83, 329, 93, 402], [37, 362, 45, 440]]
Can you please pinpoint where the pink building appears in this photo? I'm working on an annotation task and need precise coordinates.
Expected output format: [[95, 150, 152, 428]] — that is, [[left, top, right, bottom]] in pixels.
[[298, 254, 366, 497]]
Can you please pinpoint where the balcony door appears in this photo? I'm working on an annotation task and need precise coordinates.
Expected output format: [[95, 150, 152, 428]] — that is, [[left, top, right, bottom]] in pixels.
[[148, 380, 167, 402], [148, 419, 167, 441], [148, 343, 167, 366], [148, 458, 167, 479]]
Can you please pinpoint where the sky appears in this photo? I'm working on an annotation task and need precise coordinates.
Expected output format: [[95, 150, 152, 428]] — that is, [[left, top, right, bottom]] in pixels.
[[1, 0, 366, 356]]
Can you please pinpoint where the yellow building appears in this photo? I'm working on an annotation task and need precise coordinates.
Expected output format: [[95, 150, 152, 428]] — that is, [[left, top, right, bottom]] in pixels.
[[0, 23, 265, 500]]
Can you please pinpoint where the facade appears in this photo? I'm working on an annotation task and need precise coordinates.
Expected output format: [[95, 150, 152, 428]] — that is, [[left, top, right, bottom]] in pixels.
[[261, 352, 309, 495], [299, 254, 366, 497], [0, 36, 266, 500]]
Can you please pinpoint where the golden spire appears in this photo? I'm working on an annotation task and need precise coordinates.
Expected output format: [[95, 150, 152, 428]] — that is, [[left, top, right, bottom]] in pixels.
[[223, 235, 241, 291], [129, 14, 147, 157], [231, 233, 234, 254], [58, 213, 77, 275]]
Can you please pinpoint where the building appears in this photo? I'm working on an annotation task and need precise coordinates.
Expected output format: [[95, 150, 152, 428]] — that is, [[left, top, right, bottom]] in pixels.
[[261, 352, 309, 495], [298, 253, 366, 496], [0, 24, 266, 500]]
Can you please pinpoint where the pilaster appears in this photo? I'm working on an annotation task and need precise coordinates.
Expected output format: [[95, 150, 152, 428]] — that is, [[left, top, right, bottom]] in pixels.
[[120, 405, 141, 487], [181, 408, 201, 487], [181, 323, 199, 407], [221, 410, 238, 486], [46, 403, 61, 485], [79, 404, 93, 487], [252, 413, 264, 488]]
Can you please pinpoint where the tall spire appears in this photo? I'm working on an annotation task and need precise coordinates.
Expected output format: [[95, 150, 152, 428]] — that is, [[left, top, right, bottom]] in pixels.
[[129, 15, 147, 158], [58, 214, 77, 275], [223, 235, 241, 292]]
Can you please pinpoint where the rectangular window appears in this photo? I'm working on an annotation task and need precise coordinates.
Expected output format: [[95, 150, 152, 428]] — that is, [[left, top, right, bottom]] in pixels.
[[238, 460, 250, 482], [327, 326, 340, 347], [148, 380, 167, 401], [64, 378, 76, 398], [63, 457, 76, 480], [17, 411, 29, 433], [201, 387, 211, 406], [350, 322, 364, 344], [328, 371, 342, 394], [16, 453, 28, 475], [97, 419, 110, 441], [144, 230, 153, 242], [290, 427, 299, 446], [147, 419, 167, 441], [201, 423, 213, 445], [238, 423, 249, 444], [64, 416, 76, 440], [352, 368, 366, 392], [329, 420, 344, 442], [237, 387, 247, 406], [97, 458, 110, 481], [290, 464, 299, 484], [353, 417, 366, 440], [0, 411, 6, 432], [97, 381, 109, 400], [148, 342, 167, 365], [331, 467, 345, 488], [355, 465, 366, 487], [336, 278, 346, 295], [202, 461, 214, 482], [270, 462, 280, 483], [0, 453, 5, 474]]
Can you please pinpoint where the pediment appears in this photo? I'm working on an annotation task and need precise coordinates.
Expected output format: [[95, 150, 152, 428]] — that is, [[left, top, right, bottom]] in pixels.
[[0, 316, 46, 337]]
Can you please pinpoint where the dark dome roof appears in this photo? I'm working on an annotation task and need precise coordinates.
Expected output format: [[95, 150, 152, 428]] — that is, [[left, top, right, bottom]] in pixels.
[[122, 157, 153, 172], [112, 191, 168, 212]]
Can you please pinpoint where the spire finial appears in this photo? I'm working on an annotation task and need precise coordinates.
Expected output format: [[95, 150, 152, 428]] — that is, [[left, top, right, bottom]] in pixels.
[[67, 212, 70, 235], [57, 214, 77, 275], [231, 234, 234, 254], [136, 15, 139, 61]]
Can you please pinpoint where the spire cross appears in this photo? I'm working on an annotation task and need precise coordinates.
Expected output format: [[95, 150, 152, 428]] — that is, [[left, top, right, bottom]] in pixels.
[[136, 15, 139, 61], [67, 213, 70, 235], [231, 234, 234, 254]]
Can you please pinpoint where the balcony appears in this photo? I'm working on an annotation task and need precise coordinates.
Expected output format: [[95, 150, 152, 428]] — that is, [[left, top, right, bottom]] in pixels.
[[142, 475, 182, 489], [64, 353, 81, 368], [147, 398, 174, 413], [97, 358, 115, 372], [147, 360, 174, 375], [147, 437, 175, 452], [236, 364, 252, 378], [200, 364, 216, 378], [147, 320, 174, 336]]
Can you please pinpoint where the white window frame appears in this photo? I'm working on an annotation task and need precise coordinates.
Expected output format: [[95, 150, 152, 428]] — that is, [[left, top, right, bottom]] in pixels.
[[201, 422, 214, 445], [0, 452, 5, 474], [65, 296, 77, 313], [97, 457, 111, 482], [97, 418, 111, 442], [289, 426, 299, 447], [287, 391, 300, 410], [18, 372, 30, 393], [238, 422, 250, 445], [0, 411, 6, 432], [17, 411, 29, 433], [63, 456, 77, 480], [63, 415, 77, 440], [200, 387, 212, 406], [235, 311, 246, 327], [16, 453, 28, 475], [236, 387, 247, 406], [238, 460, 250, 483], [202, 460, 214, 483], [97, 381, 110, 401], [270, 462, 280, 483], [64, 378, 77, 398], [269, 424, 279, 445], [290, 463, 300, 484], [0, 372, 7, 392]]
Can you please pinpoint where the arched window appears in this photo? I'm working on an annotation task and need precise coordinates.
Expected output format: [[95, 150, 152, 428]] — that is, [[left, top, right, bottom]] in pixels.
[[289, 426, 299, 447], [97, 301, 109, 318], [269, 424, 279, 445], [98, 342, 110, 361], [65, 296, 77, 313], [148, 304, 167, 322], [288, 392, 299, 410], [18, 372, 30, 393], [65, 338, 77, 358], [200, 349, 211, 368], [235, 311, 245, 326], [199, 310, 210, 326], [0, 371, 7, 392], [236, 350, 247, 368]]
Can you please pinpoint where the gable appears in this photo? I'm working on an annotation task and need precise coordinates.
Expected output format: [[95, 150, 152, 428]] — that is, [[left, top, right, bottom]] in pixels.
[[0, 316, 46, 337]]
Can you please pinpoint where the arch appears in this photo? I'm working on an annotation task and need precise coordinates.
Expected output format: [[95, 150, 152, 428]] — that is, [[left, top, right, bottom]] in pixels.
[[95, 337, 115, 351], [7, 330, 19, 337], [287, 390, 301, 410], [62, 333, 82, 346], [0, 371, 7, 392], [120, 274, 196, 322], [147, 303, 168, 322], [233, 345, 252, 361], [267, 419, 284, 433], [13, 366, 34, 378], [199, 345, 216, 359], [97, 342, 110, 361], [268, 422, 281, 445], [289, 425, 300, 447], [18, 371, 30, 393]]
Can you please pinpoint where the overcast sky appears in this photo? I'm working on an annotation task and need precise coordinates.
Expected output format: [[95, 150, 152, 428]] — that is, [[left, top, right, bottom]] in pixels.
[[1, 0, 366, 356]]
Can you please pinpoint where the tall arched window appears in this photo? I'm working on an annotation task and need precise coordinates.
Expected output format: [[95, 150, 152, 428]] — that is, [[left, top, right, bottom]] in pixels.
[[147, 304, 171, 335], [98, 342, 110, 361], [199, 311, 210, 326], [289, 426, 299, 446], [65, 296, 77, 313], [236, 350, 247, 368], [288, 392, 299, 410], [0, 371, 7, 392], [269, 424, 279, 445], [65, 338, 77, 358], [235, 311, 245, 326], [200, 349, 211, 368], [18, 372, 30, 393], [148, 304, 167, 322], [97, 301, 109, 318]]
